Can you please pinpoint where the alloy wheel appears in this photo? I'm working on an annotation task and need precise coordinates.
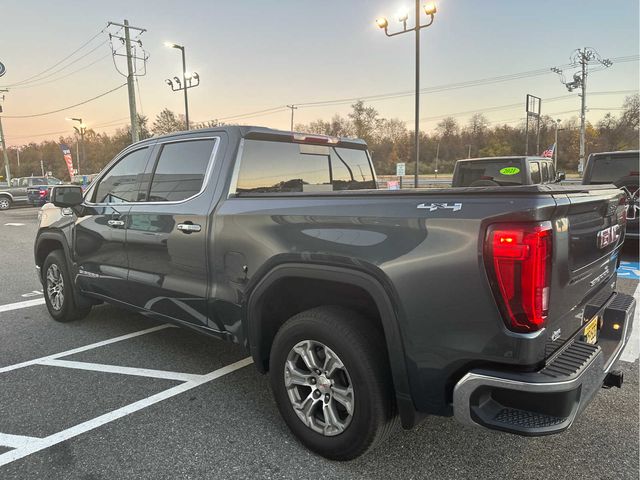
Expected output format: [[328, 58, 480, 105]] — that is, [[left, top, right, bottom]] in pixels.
[[46, 264, 65, 311], [284, 340, 354, 436]]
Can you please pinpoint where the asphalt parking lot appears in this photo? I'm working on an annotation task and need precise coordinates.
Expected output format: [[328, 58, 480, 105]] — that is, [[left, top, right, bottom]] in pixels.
[[0, 206, 638, 480]]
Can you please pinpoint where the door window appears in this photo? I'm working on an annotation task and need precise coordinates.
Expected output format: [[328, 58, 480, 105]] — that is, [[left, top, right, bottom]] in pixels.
[[147, 139, 216, 202], [94, 147, 150, 203], [530, 162, 541, 184]]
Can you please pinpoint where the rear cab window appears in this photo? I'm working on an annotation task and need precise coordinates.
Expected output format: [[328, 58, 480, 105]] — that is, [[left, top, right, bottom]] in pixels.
[[587, 152, 640, 184], [235, 140, 375, 194], [455, 159, 523, 186]]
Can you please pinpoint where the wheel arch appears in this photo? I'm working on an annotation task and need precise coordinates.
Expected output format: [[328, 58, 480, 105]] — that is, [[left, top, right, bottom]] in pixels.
[[244, 262, 420, 428]]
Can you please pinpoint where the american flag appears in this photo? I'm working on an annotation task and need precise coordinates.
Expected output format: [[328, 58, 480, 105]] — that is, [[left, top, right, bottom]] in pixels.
[[541, 143, 556, 158]]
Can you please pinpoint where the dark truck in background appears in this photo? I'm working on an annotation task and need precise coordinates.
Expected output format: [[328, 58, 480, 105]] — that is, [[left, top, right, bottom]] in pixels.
[[452, 156, 564, 187], [0, 176, 50, 210], [34, 127, 635, 460], [583, 150, 639, 239]]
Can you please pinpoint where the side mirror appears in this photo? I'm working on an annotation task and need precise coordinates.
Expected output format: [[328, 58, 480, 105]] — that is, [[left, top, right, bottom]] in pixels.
[[556, 171, 566, 182], [50, 185, 84, 207]]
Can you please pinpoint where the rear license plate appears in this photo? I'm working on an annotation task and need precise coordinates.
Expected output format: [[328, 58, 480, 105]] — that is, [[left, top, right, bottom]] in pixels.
[[583, 316, 599, 345]]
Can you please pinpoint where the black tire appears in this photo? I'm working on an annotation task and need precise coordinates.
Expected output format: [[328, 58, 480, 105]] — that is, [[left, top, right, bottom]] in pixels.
[[42, 250, 91, 322], [0, 195, 11, 210], [269, 306, 397, 461]]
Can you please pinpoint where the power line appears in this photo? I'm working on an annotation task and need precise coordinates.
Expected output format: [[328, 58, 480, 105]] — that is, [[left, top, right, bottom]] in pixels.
[[1, 28, 107, 87], [199, 55, 639, 124], [2, 83, 127, 118], [11, 52, 111, 90]]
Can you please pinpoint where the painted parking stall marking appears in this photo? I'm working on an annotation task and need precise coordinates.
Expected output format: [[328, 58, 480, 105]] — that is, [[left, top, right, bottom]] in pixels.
[[0, 298, 45, 314], [618, 261, 640, 280], [0, 320, 252, 467]]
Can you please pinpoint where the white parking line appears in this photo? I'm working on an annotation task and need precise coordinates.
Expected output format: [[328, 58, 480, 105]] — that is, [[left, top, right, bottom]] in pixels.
[[0, 357, 253, 467], [38, 359, 204, 383], [0, 324, 172, 374], [620, 283, 640, 363], [0, 298, 45, 314], [0, 433, 41, 449]]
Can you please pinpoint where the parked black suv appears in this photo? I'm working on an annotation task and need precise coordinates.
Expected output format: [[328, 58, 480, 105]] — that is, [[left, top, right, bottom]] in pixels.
[[34, 127, 635, 460]]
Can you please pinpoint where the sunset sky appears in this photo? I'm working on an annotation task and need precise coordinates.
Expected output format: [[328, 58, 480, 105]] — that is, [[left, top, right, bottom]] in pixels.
[[0, 0, 638, 146]]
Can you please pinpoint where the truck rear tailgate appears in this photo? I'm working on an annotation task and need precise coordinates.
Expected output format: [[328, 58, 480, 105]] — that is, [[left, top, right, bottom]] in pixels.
[[545, 186, 626, 354]]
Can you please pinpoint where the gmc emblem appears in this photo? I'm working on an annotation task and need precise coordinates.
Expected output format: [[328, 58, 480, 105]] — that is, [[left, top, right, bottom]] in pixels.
[[597, 224, 621, 249]]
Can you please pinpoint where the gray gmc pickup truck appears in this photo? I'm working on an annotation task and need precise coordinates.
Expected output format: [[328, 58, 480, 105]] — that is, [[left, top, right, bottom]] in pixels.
[[34, 126, 635, 460]]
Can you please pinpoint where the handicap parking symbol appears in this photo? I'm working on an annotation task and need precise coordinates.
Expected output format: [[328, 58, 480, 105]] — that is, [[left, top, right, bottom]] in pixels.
[[618, 261, 640, 280]]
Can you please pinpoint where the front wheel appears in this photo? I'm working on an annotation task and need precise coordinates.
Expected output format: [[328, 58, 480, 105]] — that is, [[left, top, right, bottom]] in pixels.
[[0, 196, 11, 210], [269, 306, 397, 460], [42, 250, 91, 322]]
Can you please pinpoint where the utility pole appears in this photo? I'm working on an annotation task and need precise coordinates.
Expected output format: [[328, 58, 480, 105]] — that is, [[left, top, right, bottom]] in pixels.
[[286, 105, 298, 131], [434, 141, 440, 178], [467, 144, 472, 159], [108, 20, 147, 143], [0, 89, 10, 184], [552, 48, 612, 173]]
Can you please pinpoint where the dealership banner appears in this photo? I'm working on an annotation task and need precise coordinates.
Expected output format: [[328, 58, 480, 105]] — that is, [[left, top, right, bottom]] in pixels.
[[60, 144, 74, 180]]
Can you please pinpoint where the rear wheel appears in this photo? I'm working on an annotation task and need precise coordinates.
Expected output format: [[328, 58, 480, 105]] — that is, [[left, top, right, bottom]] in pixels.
[[42, 250, 91, 322], [269, 306, 397, 460], [0, 196, 11, 210]]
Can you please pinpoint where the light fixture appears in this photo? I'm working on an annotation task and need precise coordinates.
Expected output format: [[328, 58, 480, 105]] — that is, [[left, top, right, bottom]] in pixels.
[[397, 11, 409, 22], [423, 2, 437, 15], [376, 17, 389, 29], [164, 41, 178, 48]]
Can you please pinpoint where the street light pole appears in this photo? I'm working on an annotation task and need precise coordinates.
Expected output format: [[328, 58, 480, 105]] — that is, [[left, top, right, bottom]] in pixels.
[[554, 119, 560, 170], [165, 43, 200, 131], [377, 2, 437, 188]]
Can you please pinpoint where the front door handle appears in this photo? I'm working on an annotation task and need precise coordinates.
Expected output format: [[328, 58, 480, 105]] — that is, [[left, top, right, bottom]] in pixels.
[[177, 223, 201, 233], [107, 219, 125, 228]]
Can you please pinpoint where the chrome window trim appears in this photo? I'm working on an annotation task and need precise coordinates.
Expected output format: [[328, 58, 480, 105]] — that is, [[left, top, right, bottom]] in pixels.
[[85, 136, 220, 207]]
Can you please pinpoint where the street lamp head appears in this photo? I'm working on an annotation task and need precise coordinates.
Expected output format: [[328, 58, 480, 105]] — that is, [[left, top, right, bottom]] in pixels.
[[423, 2, 437, 15], [184, 72, 193, 80], [192, 72, 200, 81], [165, 79, 173, 87], [173, 76, 182, 87], [375, 17, 389, 29], [397, 11, 409, 23], [164, 41, 179, 48]]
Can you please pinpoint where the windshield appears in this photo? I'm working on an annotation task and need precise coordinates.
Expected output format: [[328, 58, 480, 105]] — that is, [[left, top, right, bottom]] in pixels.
[[47, 178, 63, 185], [29, 177, 48, 185], [455, 159, 523, 187], [588, 153, 639, 184]]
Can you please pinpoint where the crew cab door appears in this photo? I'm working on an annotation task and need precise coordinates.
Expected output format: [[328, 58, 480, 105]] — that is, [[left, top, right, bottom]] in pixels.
[[75, 146, 153, 299], [125, 136, 220, 328]]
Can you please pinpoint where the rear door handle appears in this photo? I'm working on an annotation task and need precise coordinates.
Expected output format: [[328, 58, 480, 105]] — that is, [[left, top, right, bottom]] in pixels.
[[107, 219, 125, 228], [177, 223, 201, 233]]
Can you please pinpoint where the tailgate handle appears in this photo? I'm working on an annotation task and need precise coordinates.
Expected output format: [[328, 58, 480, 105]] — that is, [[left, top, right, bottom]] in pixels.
[[177, 223, 201, 234]]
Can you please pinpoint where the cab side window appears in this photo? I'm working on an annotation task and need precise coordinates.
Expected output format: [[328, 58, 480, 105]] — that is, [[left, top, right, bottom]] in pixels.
[[541, 162, 550, 183], [146, 139, 216, 202], [530, 162, 541, 184], [93, 147, 150, 204]]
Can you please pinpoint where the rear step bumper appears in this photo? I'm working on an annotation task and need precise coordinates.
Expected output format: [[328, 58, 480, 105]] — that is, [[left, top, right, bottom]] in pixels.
[[453, 292, 635, 436]]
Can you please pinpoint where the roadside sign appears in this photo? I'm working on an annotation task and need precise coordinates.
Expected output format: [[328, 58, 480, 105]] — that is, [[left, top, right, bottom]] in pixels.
[[387, 180, 400, 190], [0, 61, 6, 77], [396, 163, 405, 176]]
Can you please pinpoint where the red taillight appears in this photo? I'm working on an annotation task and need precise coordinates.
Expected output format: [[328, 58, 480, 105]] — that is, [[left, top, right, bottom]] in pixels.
[[39, 189, 48, 197], [485, 222, 552, 333]]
